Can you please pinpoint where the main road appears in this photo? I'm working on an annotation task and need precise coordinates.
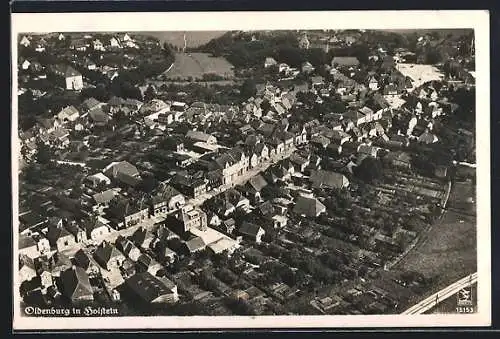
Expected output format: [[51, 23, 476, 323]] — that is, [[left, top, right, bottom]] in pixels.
[[401, 272, 477, 315]]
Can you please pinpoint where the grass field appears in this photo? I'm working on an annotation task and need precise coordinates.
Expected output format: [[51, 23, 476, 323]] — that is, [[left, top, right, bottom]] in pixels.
[[163, 52, 235, 80], [391, 180, 477, 306]]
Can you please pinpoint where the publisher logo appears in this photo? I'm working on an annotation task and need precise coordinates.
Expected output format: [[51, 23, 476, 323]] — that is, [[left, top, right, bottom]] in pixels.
[[457, 287, 473, 306]]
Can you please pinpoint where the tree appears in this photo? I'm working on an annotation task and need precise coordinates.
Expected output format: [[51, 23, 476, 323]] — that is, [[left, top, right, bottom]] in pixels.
[[354, 157, 384, 184], [240, 78, 257, 100], [143, 84, 157, 102], [35, 142, 52, 164]]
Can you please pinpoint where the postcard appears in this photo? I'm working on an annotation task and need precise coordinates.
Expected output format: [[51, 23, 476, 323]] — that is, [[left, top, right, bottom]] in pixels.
[[11, 10, 490, 330]]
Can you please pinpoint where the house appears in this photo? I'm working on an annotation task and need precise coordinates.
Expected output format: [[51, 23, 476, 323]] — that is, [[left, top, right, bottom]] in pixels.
[[264, 57, 278, 68], [330, 129, 351, 145], [19, 235, 40, 259], [358, 144, 381, 158], [84, 218, 110, 243], [384, 83, 398, 96], [20, 35, 31, 47], [88, 108, 110, 126], [107, 198, 150, 229], [186, 130, 217, 144], [242, 174, 268, 203], [238, 222, 265, 243], [155, 243, 177, 264], [104, 161, 141, 186], [298, 33, 310, 49], [368, 76, 379, 90], [47, 252, 73, 277], [207, 237, 238, 255], [81, 97, 103, 112], [331, 57, 360, 68], [417, 130, 439, 144], [125, 272, 178, 304], [86, 173, 112, 188], [63, 66, 83, 91], [109, 37, 122, 48], [166, 204, 208, 235], [343, 110, 366, 126], [289, 153, 310, 172], [293, 196, 326, 217], [60, 266, 94, 302], [21, 59, 31, 70], [115, 236, 142, 262], [310, 135, 331, 150], [150, 184, 185, 217], [57, 105, 80, 123], [301, 61, 315, 74], [219, 218, 236, 236], [130, 227, 156, 250], [83, 58, 97, 70], [45, 225, 76, 252], [93, 241, 126, 271], [182, 236, 206, 255], [19, 254, 37, 283], [137, 254, 163, 276], [73, 249, 99, 275], [93, 39, 105, 51], [171, 173, 207, 198]]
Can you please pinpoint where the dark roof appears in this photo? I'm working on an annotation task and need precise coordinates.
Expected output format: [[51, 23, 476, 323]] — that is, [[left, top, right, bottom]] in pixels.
[[332, 57, 360, 67], [19, 234, 37, 249], [184, 236, 206, 253], [93, 189, 116, 204], [65, 66, 81, 77], [60, 266, 93, 301], [293, 196, 326, 217], [239, 222, 263, 237], [93, 242, 123, 264], [246, 174, 268, 192], [46, 226, 73, 245], [125, 272, 176, 303], [89, 108, 110, 124], [309, 170, 349, 189], [130, 227, 155, 247], [73, 249, 92, 270]]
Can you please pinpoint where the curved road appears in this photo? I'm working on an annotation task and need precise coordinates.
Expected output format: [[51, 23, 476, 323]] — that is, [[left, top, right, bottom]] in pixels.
[[401, 272, 477, 314]]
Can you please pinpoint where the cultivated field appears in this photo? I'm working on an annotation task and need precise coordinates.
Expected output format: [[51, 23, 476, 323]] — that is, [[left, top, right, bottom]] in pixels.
[[397, 63, 445, 90], [163, 52, 235, 80]]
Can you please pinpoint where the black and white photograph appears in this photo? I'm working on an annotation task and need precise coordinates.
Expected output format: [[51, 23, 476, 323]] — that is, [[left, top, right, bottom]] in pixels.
[[11, 10, 491, 330]]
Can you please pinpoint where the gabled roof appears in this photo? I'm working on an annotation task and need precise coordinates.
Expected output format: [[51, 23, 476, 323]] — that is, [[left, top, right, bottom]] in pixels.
[[125, 272, 176, 303], [309, 170, 349, 189], [184, 236, 206, 252], [65, 66, 81, 77], [130, 227, 155, 247], [19, 234, 37, 249], [46, 226, 73, 245], [74, 249, 92, 270], [94, 242, 123, 264], [81, 97, 102, 111], [246, 174, 268, 193], [93, 189, 116, 204], [293, 196, 326, 217], [239, 222, 263, 237], [60, 266, 93, 300]]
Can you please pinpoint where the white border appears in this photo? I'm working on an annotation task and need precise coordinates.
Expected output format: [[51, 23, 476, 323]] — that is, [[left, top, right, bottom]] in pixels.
[[11, 10, 491, 330]]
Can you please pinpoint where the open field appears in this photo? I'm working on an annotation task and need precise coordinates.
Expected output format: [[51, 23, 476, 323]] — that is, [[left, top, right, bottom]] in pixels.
[[397, 63, 444, 90], [392, 180, 476, 305], [143, 31, 226, 48], [164, 52, 235, 80]]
